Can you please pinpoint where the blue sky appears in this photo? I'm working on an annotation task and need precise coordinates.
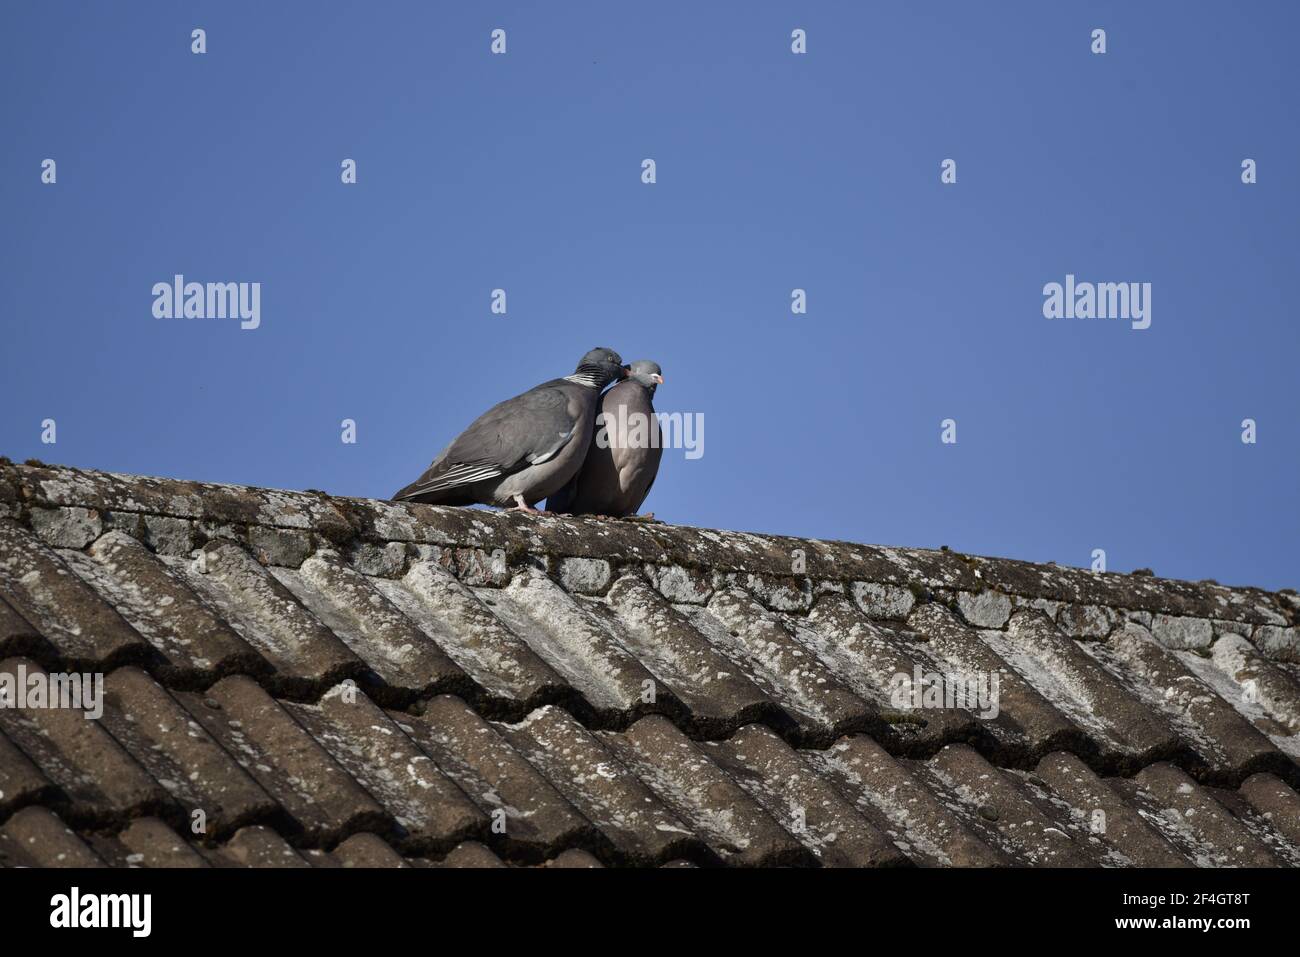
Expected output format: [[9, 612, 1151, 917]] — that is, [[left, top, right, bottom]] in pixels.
[[2, 1, 1297, 589]]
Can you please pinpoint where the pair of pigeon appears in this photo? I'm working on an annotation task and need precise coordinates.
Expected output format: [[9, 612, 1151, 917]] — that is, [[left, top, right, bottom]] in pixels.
[[392, 347, 664, 517]]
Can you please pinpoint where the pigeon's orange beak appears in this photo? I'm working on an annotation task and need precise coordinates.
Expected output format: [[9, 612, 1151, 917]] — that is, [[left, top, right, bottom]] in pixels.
[[652, 373, 665, 384]]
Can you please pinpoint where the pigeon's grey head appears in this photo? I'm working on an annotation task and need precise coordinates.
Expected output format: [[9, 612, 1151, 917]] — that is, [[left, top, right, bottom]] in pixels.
[[574, 347, 629, 388], [626, 359, 664, 395]]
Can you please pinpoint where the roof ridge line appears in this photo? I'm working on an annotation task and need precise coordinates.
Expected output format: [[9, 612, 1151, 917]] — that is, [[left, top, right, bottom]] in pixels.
[[2, 460, 1293, 628]]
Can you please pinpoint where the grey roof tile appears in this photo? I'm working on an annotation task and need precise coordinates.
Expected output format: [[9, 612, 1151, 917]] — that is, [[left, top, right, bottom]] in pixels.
[[209, 825, 311, 868], [1239, 772, 1300, 847], [178, 675, 388, 845], [973, 556, 1285, 626], [957, 589, 1013, 629], [275, 549, 470, 701], [600, 575, 778, 734], [1057, 603, 1120, 639], [62, 531, 270, 684], [395, 695, 596, 857], [14, 463, 353, 541], [498, 704, 701, 865], [98, 666, 277, 838], [323, 832, 409, 868], [0, 657, 168, 824], [810, 734, 1006, 866], [907, 603, 1082, 761], [433, 840, 506, 868], [485, 570, 662, 718], [111, 817, 209, 868], [174, 542, 363, 696], [283, 684, 483, 852], [0, 806, 105, 867], [1101, 625, 1285, 780], [0, 519, 148, 670], [694, 587, 874, 742], [644, 563, 713, 604], [738, 572, 812, 612], [1033, 751, 1189, 867], [850, 580, 917, 620], [0, 725, 56, 818], [542, 848, 604, 868], [1129, 763, 1280, 866], [802, 594, 980, 752], [29, 506, 103, 549], [374, 560, 567, 708], [0, 595, 44, 659], [703, 724, 906, 866], [1253, 624, 1300, 663], [922, 743, 1095, 866], [0, 462, 1297, 867], [1211, 633, 1300, 735], [999, 611, 1181, 769], [600, 715, 814, 866]]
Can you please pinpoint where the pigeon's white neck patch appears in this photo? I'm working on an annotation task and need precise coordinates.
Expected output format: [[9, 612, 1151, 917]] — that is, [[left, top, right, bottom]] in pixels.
[[564, 372, 602, 388]]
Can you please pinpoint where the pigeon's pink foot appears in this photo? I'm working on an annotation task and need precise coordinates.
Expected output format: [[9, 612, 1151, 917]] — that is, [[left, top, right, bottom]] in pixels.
[[507, 495, 543, 514]]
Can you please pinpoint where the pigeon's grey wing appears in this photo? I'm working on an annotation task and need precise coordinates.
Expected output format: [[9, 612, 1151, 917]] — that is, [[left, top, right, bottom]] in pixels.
[[395, 381, 581, 500]]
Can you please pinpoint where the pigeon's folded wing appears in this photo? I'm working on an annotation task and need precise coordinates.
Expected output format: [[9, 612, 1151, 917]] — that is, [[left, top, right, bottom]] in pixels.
[[395, 382, 579, 499]]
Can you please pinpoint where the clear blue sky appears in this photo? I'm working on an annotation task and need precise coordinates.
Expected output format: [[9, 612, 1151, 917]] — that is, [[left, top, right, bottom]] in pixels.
[[2, 2, 1297, 590]]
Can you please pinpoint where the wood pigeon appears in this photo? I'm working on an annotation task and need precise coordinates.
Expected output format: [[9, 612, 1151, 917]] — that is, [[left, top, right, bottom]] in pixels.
[[546, 360, 664, 518], [392, 347, 628, 512]]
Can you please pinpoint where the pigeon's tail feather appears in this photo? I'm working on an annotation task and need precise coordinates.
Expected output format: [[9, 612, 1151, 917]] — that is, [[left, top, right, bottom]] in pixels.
[[392, 462, 502, 502]]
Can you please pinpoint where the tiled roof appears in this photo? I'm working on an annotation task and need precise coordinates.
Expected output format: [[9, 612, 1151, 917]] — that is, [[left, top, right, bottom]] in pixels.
[[0, 459, 1297, 868]]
